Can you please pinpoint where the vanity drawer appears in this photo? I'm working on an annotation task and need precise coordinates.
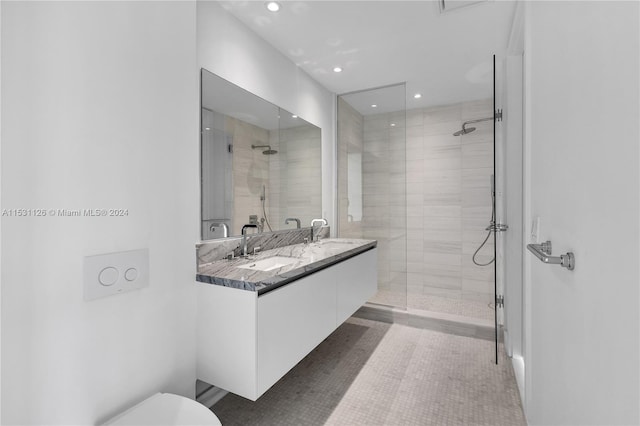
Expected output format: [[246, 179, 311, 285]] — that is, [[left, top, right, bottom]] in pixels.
[[256, 270, 337, 396]]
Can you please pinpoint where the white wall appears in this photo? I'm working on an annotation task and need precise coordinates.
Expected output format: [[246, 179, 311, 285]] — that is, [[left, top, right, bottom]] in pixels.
[[1, 2, 199, 424], [2, 2, 336, 424], [197, 1, 335, 229], [524, 2, 639, 424], [0, 0, 3, 421]]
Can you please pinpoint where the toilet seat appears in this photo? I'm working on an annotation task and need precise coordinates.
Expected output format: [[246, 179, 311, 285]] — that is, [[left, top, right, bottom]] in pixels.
[[103, 392, 222, 425]]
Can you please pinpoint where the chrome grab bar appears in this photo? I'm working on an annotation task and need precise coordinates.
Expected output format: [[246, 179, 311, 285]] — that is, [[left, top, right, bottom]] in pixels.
[[526, 240, 575, 271]]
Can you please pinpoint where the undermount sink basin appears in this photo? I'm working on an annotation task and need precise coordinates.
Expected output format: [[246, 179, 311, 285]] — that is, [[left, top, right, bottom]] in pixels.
[[237, 256, 298, 272]]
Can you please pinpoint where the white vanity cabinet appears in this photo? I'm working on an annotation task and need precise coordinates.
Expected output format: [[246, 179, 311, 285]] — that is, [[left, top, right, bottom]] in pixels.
[[196, 248, 377, 401], [256, 268, 338, 396]]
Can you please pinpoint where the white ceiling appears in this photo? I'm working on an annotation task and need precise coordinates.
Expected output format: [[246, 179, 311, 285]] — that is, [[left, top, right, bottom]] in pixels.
[[220, 0, 517, 113]]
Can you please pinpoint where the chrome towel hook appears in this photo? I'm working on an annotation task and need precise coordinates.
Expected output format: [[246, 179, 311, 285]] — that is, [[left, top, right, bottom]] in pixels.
[[526, 240, 575, 271]]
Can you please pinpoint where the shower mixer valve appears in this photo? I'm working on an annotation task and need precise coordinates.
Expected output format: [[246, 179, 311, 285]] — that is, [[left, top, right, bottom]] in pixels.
[[486, 221, 509, 232]]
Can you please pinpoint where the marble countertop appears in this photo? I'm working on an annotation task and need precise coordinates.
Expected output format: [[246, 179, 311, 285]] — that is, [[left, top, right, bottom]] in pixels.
[[196, 238, 377, 295]]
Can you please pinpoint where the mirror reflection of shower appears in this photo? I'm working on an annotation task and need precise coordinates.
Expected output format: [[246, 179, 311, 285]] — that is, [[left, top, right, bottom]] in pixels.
[[252, 140, 276, 233], [199, 69, 323, 239], [251, 144, 278, 155], [260, 184, 273, 233]]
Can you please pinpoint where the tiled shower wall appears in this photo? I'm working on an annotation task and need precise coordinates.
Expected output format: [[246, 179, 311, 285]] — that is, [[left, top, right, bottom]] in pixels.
[[338, 97, 495, 318], [406, 99, 495, 310]]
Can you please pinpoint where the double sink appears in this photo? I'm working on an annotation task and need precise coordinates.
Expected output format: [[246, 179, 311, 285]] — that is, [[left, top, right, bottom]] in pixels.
[[196, 238, 377, 294]]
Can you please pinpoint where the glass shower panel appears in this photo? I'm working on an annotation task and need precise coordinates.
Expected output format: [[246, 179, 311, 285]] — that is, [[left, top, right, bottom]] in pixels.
[[201, 108, 234, 240], [337, 84, 407, 310], [410, 96, 496, 321]]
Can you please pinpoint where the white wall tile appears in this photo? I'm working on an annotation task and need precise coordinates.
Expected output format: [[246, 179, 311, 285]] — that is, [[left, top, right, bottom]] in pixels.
[[423, 205, 462, 218], [461, 98, 493, 121], [339, 96, 494, 316], [406, 108, 424, 127], [462, 141, 493, 169], [423, 121, 461, 137], [424, 104, 460, 124]]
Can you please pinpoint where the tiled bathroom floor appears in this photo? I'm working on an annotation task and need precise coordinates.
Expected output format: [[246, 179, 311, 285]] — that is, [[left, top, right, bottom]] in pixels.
[[211, 317, 526, 426]]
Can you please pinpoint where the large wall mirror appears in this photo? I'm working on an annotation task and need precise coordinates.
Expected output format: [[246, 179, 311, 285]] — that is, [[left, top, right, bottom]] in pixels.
[[201, 69, 322, 240]]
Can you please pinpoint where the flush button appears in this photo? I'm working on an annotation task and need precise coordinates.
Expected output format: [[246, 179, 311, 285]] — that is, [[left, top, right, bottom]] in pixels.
[[124, 267, 138, 282], [83, 248, 149, 301], [98, 267, 119, 286]]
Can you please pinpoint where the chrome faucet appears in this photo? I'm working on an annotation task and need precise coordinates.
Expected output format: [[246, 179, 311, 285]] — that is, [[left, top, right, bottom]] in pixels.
[[209, 222, 229, 238], [310, 218, 328, 242], [285, 217, 301, 229], [241, 224, 258, 257]]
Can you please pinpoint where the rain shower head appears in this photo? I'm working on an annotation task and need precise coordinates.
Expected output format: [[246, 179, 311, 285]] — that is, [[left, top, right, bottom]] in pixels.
[[453, 114, 497, 136], [251, 144, 278, 155], [453, 126, 476, 136]]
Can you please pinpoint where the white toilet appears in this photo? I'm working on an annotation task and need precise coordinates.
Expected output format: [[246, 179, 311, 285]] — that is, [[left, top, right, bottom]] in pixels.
[[103, 393, 222, 425]]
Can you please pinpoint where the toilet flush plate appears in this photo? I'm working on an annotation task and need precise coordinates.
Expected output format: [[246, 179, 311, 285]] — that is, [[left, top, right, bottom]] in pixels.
[[83, 248, 149, 301]]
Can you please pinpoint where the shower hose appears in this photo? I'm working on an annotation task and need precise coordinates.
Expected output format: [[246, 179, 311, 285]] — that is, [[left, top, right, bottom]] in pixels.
[[472, 190, 496, 267], [262, 195, 273, 232]]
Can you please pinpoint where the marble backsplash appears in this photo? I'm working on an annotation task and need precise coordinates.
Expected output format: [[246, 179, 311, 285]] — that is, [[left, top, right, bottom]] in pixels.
[[196, 226, 330, 266]]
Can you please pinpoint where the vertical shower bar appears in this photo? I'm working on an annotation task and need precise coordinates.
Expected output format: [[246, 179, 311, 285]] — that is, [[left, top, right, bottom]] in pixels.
[[493, 54, 498, 365]]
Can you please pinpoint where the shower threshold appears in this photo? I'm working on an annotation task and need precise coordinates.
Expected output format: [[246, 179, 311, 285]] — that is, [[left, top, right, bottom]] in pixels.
[[353, 302, 498, 341]]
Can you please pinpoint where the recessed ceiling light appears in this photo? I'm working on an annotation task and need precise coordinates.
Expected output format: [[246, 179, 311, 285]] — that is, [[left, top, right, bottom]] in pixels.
[[292, 115, 298, 118], [371, 104, 377, 108], [265, 1, 280, 12], [414, 93, 422, 99], [390, 123, 396, 127], [333, 66, 343, 73], [204, 127, 211, 130]]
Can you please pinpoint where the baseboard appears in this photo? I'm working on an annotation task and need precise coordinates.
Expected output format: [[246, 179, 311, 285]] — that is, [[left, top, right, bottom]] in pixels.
[[511, 354, 526, 409]]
